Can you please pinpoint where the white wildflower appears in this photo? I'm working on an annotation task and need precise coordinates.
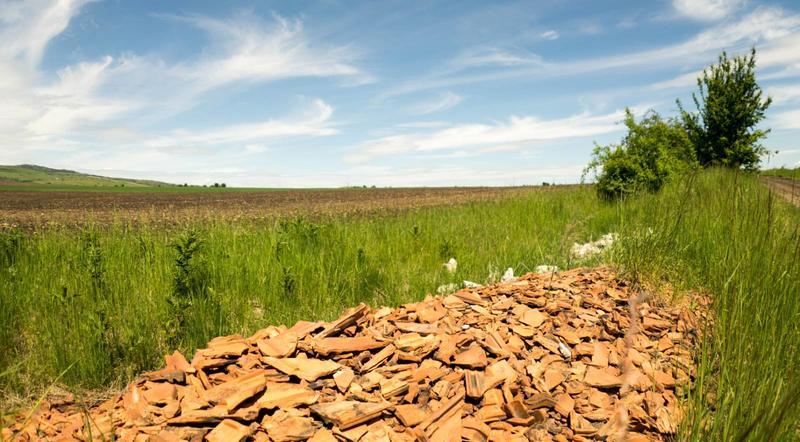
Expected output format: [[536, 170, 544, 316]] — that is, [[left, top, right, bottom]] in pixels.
[[535, 265, 559, 275]]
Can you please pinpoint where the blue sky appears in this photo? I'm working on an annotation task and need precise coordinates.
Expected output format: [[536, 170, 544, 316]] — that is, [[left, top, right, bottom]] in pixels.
[[1, 0, 799, 187]]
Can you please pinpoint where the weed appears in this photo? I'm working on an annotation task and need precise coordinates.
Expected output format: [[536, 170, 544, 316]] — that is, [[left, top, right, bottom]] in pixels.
[[280, 266, 295, 299], [166, 229, 209, 346]]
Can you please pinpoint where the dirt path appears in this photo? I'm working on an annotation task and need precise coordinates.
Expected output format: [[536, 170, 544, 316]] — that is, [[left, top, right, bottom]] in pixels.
[[762, 176, 800, 207]]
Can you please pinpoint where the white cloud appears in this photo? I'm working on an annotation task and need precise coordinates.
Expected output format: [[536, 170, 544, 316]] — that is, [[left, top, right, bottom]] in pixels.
[[144, 99, 336, 149], [386, 7, 800, 98], [673, 0, 744, 21], [0, 0, 94, 66], [169, 13, 370, 93], [447, 47, 545, 72], [0, 5, 365, 161], [346, 109, 626, 163], [773, 108, 800, 129], [244, 144, 269, 153], [766, 83, 800, 104], [540, 30, 559, 40], [648, 71, 700, 90], [395, 121, 450, 129], [413, 92, 464, 115]]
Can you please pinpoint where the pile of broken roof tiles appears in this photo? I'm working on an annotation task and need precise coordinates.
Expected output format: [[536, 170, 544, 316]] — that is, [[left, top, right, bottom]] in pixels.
[[3, 267, 706, 441]]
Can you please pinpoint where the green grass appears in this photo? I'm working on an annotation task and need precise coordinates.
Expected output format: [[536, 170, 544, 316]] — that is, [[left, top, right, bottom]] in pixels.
[[761, 166, 800, 179], [0, 164, 172, 188], [1, 169, 798, 440], [613, 170, 800, 440]]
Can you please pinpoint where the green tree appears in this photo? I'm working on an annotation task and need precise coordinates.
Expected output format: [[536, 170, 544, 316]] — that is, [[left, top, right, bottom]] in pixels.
[[584, 109, 696, 200], [679, 48, 772, 171]]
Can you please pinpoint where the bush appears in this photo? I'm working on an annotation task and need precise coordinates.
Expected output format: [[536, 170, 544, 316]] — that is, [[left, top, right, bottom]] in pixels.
[[679, 48, 772, 171], [584, 109, 696, 200]]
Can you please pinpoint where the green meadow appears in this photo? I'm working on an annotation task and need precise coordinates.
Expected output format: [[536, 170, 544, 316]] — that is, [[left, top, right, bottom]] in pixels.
[[1, 169, 799, 440]]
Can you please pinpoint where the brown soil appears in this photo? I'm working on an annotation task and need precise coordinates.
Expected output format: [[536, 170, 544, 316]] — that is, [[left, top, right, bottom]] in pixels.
[[762, 176, 800, 207], [2, 267, 707, 441], [0, 186, 555, 230]]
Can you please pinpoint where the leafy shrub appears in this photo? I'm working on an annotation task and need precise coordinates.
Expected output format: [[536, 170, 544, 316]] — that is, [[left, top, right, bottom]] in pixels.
[[679, 48, 772, 171], [584, 109, 696, 200]]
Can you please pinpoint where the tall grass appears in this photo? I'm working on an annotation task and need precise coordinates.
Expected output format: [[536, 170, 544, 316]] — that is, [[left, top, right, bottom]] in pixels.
[[0, 185, 612, 401], [1, 169, 798, 440], [614, 169, 800, 440]]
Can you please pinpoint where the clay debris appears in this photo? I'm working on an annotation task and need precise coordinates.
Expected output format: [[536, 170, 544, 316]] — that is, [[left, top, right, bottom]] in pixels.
[[4, 267, 706, 441]]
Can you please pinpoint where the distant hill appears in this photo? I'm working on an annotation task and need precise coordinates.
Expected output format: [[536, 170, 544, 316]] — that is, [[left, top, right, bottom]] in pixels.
[[0, 164, 174, 187]]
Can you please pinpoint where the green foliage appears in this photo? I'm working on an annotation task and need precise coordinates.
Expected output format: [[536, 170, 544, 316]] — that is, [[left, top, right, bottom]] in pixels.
[[170, 229, 207, 299], [679, 48, 772, 170], [80, 231, 105, 292], [0, 229, 24, 270], [166, 229, 210, 346], [584, 109, 695, 199]]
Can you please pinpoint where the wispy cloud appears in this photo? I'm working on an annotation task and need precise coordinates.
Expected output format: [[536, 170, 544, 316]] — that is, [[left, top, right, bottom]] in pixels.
[[143, 99, 336, 149], [767, 83, 800, 104], [672, 0, 744, 22], [395, 121, 450, 129], [167, 13, 372, 92], [346, 109, 628, 164], [648, 71, 700, 90], [0, 0, 94, 66], [413, 92, 464, 115], [0, 5, 365, 161], [385, 7, 800, 98], [773, 108, 800, 129], [539, 30, 559, 40]]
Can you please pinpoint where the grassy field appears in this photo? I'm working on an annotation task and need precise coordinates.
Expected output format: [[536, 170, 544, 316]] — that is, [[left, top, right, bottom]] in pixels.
[[761, 166, 800, 179], [1, 169, 798, 439], [0, 165, 172, 188]]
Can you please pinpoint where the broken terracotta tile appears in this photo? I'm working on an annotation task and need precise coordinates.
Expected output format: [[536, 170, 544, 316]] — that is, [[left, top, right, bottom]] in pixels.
[[543, 369, 566, 391], [262, 356, 341, 381], [583, 366, 622, 388], [394, 322, 441, 335], [11, 267, 703, 442], [263, 413, 318, 442], [314, 336, 385, 355], [311, 401, 392, 430], [589, 341, 609, 367], [394, 404, 427, 427], [206, 419, 253, 442], [453, 345, 488, 368], [360, 345, 396, 373], [203, 370, 266, 412], [142, 382, 177, 406], [257, 333, 298, 358], [334, 367, 355, 392], [316, 303, 370, 339], [554, 393, 575, 417], [520, 308, 546, 328], [256, 383, 319, 409]]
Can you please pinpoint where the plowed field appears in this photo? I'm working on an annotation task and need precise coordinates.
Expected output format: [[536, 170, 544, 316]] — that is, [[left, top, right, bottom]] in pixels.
[[0, 186, 545, 229]]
